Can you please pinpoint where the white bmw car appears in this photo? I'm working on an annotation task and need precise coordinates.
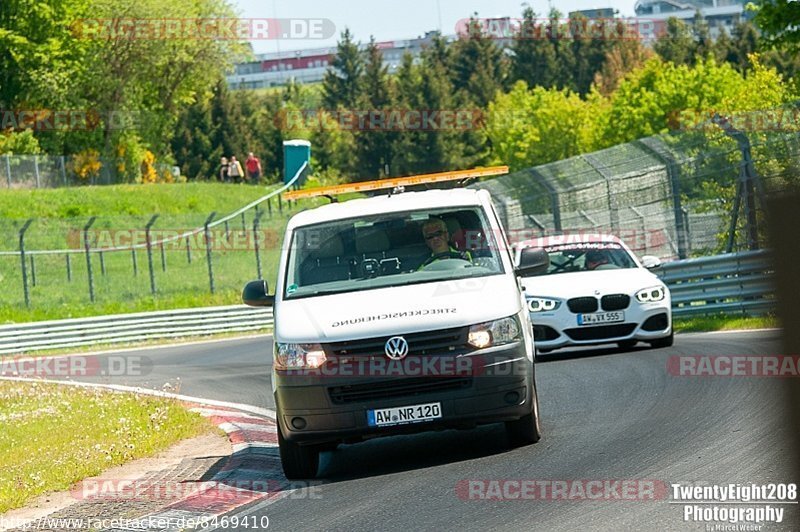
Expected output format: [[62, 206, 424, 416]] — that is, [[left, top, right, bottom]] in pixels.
[[516, 234, 673, 353]]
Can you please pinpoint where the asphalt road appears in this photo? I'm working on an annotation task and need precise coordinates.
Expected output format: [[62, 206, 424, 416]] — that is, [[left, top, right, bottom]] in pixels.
[[71, 330, 799, 530]]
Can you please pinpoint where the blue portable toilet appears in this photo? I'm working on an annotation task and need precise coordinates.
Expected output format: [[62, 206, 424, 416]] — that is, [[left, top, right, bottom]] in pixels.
[[283, 139, 311, 186]]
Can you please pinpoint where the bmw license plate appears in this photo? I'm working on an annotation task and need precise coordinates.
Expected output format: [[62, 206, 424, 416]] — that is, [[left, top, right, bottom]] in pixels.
[[578, 311, 625, 326], [367, 402, 442, 427]]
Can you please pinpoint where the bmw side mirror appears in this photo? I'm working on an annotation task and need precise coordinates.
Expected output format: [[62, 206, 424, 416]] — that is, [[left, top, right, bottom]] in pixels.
[[242, 279, 275, 307], [516, 247, 550, 277], [641, 255, 662, 269]]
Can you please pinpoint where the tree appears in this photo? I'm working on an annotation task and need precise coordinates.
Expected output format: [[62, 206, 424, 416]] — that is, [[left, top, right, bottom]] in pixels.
[[485, 81, 597, 170], [692, 11, 714, 61], [654, 17, 696, 65], [0, 0, 88, 110], [753, 0, 800, 49], [511, 7, 560, 89], [593, 38, 653, 96], [322, 28, 364, 110], [354, 38, 396, 180], [449, 17, 509, 108]]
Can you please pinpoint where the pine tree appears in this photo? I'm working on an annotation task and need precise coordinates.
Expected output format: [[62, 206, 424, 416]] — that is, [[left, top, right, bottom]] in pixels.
[[355, 38, 396, 180], [449, 18, 509, 108], [654, 18, 696, 65], [322, 28, 364, 110]]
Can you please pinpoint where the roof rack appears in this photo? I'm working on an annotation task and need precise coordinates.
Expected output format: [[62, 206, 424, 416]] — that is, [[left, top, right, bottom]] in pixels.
[[282, 166, 509, 201]]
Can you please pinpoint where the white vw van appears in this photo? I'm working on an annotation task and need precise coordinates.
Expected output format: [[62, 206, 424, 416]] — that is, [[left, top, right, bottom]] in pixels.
[[243, 184, 548, 479]]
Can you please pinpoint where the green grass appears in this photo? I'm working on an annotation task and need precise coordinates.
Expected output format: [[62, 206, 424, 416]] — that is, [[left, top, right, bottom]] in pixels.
[[0, 183, 325, 323], [672, 314, 779, 333], [0, 183, 277, 221], [0, 380, 216, 513]]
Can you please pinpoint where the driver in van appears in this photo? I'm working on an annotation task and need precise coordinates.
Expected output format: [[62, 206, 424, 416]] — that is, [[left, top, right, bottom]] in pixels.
[[419, 217, 473, 268]]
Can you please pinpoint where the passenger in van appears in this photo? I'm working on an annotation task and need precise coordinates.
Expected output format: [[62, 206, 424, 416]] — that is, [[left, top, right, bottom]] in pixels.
[[419, 217, 473, 268]]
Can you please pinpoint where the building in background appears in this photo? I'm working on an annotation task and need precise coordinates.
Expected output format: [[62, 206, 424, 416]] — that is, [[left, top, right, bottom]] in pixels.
[[227, 31, 442, 90], [569, 7, 617, 19], [634, 0, 749, 38]]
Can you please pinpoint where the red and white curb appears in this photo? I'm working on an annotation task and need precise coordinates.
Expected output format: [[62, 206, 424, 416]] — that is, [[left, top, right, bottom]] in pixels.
[[120, 403, 292, 531], [0, 377, 300, 531]]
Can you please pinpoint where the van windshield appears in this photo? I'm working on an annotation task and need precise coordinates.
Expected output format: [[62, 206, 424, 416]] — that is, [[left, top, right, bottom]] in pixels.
[[283, 207, 506, 299]]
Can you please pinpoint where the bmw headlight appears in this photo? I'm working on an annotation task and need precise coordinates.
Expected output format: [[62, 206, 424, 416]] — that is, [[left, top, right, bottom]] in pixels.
[[636, 285, 666, 303], [468, 316, 522, 349], [527, 297, 561, 313], [275, 343, 327, 370]]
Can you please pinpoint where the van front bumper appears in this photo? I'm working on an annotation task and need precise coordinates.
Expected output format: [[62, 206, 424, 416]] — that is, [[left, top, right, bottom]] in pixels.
[[273, 342, 535, 445]]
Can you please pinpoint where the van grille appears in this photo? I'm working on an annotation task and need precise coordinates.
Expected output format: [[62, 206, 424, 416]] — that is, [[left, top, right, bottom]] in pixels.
[[328, 377, 472, 404], [324, 326, 470, 358]]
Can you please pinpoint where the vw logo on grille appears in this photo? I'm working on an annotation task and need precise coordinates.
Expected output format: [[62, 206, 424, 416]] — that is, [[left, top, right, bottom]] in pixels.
[[385, 336, 409, 360]]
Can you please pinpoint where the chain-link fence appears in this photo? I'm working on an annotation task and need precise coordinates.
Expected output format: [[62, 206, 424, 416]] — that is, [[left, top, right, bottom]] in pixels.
[[472, 103, 800, 260], [0, 164, 307, 317], [0, 155, 179, 188]]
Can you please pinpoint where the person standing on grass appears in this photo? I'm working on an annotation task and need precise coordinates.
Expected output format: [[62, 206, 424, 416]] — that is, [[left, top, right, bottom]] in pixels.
[[219, 156, 229, 182], [229, 156, 244, 184], [246, 152, 262, 183]]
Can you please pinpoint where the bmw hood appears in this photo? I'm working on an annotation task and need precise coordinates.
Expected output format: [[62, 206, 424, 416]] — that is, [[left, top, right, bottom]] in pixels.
[[522, 268, 665, 299], [274, 275, 522, 343]]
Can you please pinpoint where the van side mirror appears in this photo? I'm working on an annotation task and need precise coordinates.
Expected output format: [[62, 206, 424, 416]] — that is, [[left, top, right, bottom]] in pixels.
[[242, 279, 275, 307], [641, 255, 662, 269], [516, 247, 550, 277]]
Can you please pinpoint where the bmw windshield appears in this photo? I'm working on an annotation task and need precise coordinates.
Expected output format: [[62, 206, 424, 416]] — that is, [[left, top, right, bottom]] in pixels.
[[283, 207, 506, 299], [540, 242, 637, 275]]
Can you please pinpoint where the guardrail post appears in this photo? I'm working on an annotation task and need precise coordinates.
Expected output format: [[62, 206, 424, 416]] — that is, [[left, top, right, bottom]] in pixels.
[[83, 217, 97, 302], [66, 253, 72, 282], [241, 211, 247, 233], [224, 220, 230, 241], [253, 206, 265, 279], [160, 243, 166, 272], [267, 197, 272, 218], [34, 155, 41, 188], [30, 255, 37, 286], [18, 219, 34, 307], [278, 195, 283, 213], [60, 156, 67, 186], [204, 212, 217, 294], [99, 251, 106, 276], [145, 215, 159, 295], [5, 155, 12, 187], [185, 236, 192, 264], [132, 249, 138, 276]]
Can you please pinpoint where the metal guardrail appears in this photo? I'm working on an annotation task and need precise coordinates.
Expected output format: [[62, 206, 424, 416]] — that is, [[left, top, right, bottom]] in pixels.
[[0, 250, 774, 354], [656, 249, 775, 317], [0, 305, 274, 355]]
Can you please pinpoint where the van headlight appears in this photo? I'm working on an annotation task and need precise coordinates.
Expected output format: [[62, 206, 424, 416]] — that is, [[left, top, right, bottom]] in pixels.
[[468, 316, 522, 349], [527, 297, 561, 313], [636, 286, 666, 303], [274, 343, 327, 370]]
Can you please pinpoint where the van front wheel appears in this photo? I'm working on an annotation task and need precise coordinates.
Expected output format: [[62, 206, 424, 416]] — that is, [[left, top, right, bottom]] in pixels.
[[505, 385, 542, 446], [278, 425, 320, 480]]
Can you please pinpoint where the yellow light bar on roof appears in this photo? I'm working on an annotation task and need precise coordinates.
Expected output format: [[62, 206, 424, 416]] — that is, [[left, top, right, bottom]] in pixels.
[[283, 166, 509, 201]]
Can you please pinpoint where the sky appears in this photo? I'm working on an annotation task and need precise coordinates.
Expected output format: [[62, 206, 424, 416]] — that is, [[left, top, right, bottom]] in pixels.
[[232, 0, 636, 55]]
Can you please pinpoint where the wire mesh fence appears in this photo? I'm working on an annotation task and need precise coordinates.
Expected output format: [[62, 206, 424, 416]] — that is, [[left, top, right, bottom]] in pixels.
[[0, 155, 179, 188], [472, 102, 800, 261], [0, 164, 307, 317]]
